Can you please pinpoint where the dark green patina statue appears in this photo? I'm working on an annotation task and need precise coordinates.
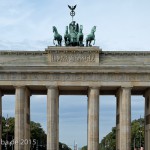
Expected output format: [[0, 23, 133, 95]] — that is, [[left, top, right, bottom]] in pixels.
[[64, 21, 84, 46], [53, 26, 62, 46], [52, 5, 96, 47], [86, 26, 96, 47]]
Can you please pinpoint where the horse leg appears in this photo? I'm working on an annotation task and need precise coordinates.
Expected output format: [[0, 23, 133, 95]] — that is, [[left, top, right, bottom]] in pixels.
[[93, 39, 95, 45], [89, 41, 92, 47], [86, 40, 88, 47], [53, 39, 56, 46], [60, 39, 62, 46], [58, 40, 62, 46]]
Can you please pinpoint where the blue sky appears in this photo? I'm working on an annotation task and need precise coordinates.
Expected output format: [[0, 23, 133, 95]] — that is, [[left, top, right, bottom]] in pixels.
[[0, 0, 149, 148]]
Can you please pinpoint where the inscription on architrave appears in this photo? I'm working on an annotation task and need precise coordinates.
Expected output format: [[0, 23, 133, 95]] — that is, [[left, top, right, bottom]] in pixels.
[[51, 53, 95, 62], [46, 47, 100, 65]]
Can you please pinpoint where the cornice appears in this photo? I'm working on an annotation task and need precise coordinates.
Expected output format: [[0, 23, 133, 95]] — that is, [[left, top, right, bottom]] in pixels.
[[0, 49, 150, 56], [0, 51, 46, 56], [101, 51, 150, 56]]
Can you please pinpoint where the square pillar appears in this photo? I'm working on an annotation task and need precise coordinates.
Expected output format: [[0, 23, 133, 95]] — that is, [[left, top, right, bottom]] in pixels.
[[116, 87, 131, 150], [24, 88, 31, 150], [144, 89, 150, 150], [87, 87, 99, 150], [47, 86, 59, 150], [15, 86, 26, 150], [0, 91, 3, 150]]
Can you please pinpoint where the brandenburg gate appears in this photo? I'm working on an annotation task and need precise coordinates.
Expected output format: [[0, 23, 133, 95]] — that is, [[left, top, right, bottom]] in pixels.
[[0, 46, 150, 150]]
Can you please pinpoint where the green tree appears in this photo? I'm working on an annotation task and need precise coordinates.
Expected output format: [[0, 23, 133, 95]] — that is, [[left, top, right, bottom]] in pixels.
[[2, 117, 14, 141], [59, 142, 72, 150], [131, 118, 144, 149], [2, 117, 71, 150], [30, 121, 47, 149], [82, 118, 145, 150]]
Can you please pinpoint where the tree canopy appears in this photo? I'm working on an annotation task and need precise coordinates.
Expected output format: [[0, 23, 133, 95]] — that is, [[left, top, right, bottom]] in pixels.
[[2, 116, 71, 150], [82, 118, 144, 150]]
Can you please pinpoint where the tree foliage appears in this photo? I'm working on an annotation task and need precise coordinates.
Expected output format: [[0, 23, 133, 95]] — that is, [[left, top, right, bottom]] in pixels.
[[2, 117, 71, 150], [59, 142, 72, 150], [81, 118, 144, 150]]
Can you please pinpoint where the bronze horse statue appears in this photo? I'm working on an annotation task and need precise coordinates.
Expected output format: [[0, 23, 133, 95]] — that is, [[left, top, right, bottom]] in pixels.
[[53, 26, 62, 46], [77, 25, 84, 46], [86, 26, 96, 47], [64, 26, 71, 46]]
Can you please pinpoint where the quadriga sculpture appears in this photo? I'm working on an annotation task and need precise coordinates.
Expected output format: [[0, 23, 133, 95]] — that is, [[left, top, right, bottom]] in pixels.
[[64, 21, 84, 46], [52, 5, 97, 47]]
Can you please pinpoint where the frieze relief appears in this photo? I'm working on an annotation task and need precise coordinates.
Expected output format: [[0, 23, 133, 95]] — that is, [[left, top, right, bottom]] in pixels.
[[0, 73, 150, 82]]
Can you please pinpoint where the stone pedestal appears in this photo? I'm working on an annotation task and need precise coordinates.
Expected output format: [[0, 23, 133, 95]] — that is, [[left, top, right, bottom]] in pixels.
[[15, 86, 26, 150], [87, 87, 99, 150], [47, 86, 59, 150], [0, 91, 2, 150], [144, 89, 150, 150], [116, 87, 131, 150]]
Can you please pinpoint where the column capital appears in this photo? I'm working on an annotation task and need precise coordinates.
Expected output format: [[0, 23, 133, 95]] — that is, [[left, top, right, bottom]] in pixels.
[[121, 86, 133, 89], [14, 85, 26, 89], [88, 86, 100, 90], [46, 85, 58, 90], [115, 86, 132, 97], [88, 86, 100, 97]]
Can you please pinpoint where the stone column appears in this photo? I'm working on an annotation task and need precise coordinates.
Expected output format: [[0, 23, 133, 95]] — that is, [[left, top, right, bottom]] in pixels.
[[87, 87, 99, 150], [0, 91, 3, 150], [116, 92, 120, 150], [47, 86, 59, 150], [116, 87, 131, 150], [24, 88, 31, 150], [144, 89, 150, 150], [15, 86, 26, 150]]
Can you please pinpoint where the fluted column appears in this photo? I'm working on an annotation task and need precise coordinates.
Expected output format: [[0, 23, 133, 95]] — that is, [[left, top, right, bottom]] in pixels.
[[47, 86, 59, 150], [116, 87, 131, 150], [24, 88, 31, 150], [0, 91, 3, 150], [15, 86, 26, 150], [144, 89, 150, 150], [87, 87, 99, 150], [116, 92, 120, 150]]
